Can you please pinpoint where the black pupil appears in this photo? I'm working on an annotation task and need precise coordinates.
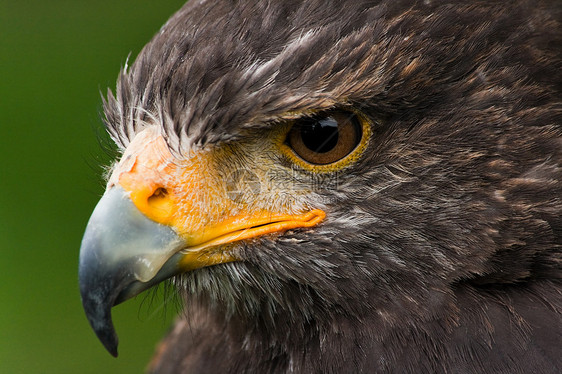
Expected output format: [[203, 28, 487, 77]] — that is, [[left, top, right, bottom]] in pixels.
[[300, 116, 339, 153]]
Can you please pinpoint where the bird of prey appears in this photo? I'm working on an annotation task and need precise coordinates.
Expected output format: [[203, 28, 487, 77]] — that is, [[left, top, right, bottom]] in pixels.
[[79, 0, 562, 372]]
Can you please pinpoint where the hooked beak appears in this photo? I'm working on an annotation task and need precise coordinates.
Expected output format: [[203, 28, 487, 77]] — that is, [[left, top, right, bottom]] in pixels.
[[78, 187, 185, 356]]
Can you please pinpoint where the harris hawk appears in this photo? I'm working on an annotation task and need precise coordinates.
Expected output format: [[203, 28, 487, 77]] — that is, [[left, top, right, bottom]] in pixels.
[[79, 0, 562, 373]]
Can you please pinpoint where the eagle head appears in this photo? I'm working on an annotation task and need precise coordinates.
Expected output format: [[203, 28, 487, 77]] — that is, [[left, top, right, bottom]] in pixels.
[[79, 1, 561, 372]]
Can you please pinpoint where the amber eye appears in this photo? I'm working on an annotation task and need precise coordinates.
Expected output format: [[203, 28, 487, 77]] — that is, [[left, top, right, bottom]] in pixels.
[[287, 111, 362, 165]]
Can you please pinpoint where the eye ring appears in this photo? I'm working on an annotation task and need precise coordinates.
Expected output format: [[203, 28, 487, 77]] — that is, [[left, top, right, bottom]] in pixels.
[[279, 110, 371, 172]]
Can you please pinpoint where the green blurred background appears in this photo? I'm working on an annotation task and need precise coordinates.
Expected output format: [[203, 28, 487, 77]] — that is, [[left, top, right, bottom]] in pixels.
[[1, 1, 186, 372]]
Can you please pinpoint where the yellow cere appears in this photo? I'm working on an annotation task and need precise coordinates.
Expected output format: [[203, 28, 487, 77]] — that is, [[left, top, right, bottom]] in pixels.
[[109, 125, 328, 272]]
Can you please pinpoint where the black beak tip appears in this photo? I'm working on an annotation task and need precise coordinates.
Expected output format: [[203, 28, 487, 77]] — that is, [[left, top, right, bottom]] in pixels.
[[80, 288, 120, 357], [97, 324, 119, 358]]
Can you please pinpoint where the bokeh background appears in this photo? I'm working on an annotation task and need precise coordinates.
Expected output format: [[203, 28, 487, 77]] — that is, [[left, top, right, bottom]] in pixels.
[[1, 1, 186, 372]]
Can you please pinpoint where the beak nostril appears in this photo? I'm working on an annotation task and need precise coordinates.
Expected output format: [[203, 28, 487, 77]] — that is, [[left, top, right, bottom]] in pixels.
[[153, 187, 168, 197], [148, 187, 168, 204]]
